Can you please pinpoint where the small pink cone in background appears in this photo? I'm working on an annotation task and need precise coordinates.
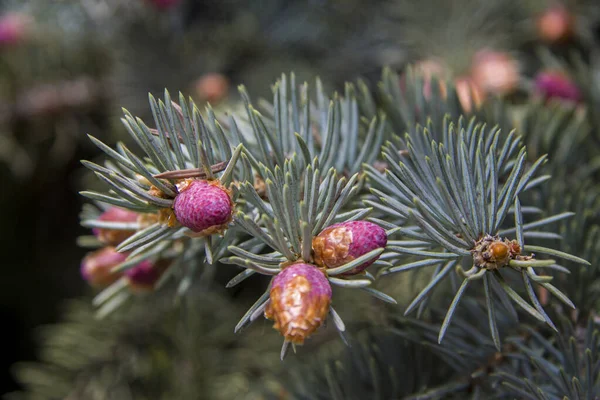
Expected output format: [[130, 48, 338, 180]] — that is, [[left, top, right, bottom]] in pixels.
[[534, 70, 581, 103], [80, 247, 127, 288], [471, 49, 520, 96]]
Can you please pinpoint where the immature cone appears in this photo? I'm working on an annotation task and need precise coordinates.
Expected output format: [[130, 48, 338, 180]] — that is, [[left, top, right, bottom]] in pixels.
[[125, 259, 170, 293], [173, 179, 233, 235], [80, 247, 126, 288], [0, 13, 31, 47], [193, 73, 229, 104], [313, 220, 387, 275], [264, 263, 332, 344], [534, 71, 581, 103], [472, 235, 521, 270], [537, 5, 574, 43], [93, 207, 139, 246], [470, 50, 519, 96]]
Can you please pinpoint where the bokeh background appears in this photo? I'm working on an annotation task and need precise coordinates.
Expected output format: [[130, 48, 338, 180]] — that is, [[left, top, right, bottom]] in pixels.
[[1, 0, 600, 396]]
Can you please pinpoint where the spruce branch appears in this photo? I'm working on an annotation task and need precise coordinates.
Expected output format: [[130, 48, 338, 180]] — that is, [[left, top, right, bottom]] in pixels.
[[224, 157, 395, 355], [527, 174, 600, 326], [496, 317, 600, 400], [76, 91, 252, 316], [517, 98, 597, 176], [370, 116, 588, 345], [7, 289, 284, 400], [268, 329, 450, 400], [231, 73, 387, 178], [80, 90, 243, 248], [355, 67, 512, 135], [391, 297, 517, 398]]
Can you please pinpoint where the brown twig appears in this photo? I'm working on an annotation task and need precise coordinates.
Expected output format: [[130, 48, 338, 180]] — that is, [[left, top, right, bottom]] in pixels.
[[153, 161, 228, 179], [148, 127, 185, 144]]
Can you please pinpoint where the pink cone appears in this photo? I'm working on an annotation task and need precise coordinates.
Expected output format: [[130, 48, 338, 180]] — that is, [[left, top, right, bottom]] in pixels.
[[173, 180, 233, 235], [313, 220, 387, 275], [534, 71, 581, 103], [92, 207, 139, 246], [0, 13, 30, 47], [80, 247, 126, 288], [264, 263, 332, 344], [125, 259, 170, 292]]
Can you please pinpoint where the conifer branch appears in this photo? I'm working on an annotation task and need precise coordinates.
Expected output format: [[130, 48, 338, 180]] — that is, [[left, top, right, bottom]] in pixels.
[[369, 116, 586, 343]]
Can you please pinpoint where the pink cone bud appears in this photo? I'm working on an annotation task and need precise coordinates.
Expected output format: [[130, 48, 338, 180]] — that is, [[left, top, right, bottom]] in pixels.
[[537, 5, 574, 43], [173, 179, 233, 235], [125, 259, 170, 292], [0, 13, 31, 47], [80, 247, 126, 288], [92, 207, 139, 246], [471, 50, 519, 96], [264, 263, 332, 344], [313, 220, 387, 275], [534, 71, 581, 103], [193, 73, 229, 104]]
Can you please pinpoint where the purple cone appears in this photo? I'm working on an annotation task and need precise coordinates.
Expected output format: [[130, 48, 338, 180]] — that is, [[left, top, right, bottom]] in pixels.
[[534, 71, 581, 103], [92, 207, 138, 246], [80, 247, 127, 287], [0, 13, 29, 46], [173, 180, 233, 234], [313, 220, 387, 275], [264, 263, 332, 344], [125, 260, 159, 287]]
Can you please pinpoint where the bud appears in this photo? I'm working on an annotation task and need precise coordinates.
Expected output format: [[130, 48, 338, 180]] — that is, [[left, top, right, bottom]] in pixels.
[[534, 71, 581, 103], [264, 263, 332, 344], [80, 247, 126, 288], [125, 259, 170, 293], [313, 220, 387, 275], [173, 179, 233, 235], [0, 13, 31, 47], [537, 5, 574, 43], [92, 207, 139, 246], [471, 50, 519, 96], [193, 73, 229, 104], [472, 235, 521, 270]]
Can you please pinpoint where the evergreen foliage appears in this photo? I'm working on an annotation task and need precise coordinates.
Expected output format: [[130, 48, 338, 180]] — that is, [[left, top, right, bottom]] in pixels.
[[6, 0, 600, 399]]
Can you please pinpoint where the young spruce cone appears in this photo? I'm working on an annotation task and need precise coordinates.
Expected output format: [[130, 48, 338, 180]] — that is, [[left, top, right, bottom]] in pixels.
[[534, 71, 581, 103], [125, 259, 170, 293], [92, 206, 139, 246], [312, 220, 387, 275], [264, 263, 332, 344], [173, 179, 233, 236], [80, 247, 126, 288]]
